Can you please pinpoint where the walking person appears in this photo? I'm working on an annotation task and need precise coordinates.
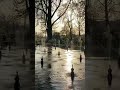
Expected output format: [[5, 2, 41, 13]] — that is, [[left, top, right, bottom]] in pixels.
[[80, 54, 82, 63], [41, 56, 43, 68], [71, 65, 74, 82], [107, 65, 112, 87], [14, 72, 20, 90]]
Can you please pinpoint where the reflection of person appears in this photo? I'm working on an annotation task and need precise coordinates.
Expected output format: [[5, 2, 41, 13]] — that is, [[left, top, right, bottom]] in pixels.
[[41, 57, 43, 68], [14, 72, 20, 90], [107, 65, 112, 87], [71, 65, 74, 82]]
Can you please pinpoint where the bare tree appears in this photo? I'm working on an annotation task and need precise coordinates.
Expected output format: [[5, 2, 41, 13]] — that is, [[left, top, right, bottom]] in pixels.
[[35, 0, 71, 41]]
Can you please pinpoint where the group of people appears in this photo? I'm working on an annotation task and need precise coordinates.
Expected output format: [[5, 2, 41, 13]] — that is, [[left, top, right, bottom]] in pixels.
[[40, 53, 115, 87], [107, 65, 112, 87], [40, 53, 83, 83]]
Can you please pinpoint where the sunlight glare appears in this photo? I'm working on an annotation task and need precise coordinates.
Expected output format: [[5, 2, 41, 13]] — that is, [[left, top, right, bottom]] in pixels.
[[65, 50, 73, 72]]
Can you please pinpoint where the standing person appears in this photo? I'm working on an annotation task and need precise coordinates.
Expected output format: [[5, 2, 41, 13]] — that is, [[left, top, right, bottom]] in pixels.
[[80, 54, 82, 63], [58, 51, 60, 56], [41, 56, 43, 68], [14, 72, 20, 90], [107, 65, 112, 87], [71, 65, 74, 82]]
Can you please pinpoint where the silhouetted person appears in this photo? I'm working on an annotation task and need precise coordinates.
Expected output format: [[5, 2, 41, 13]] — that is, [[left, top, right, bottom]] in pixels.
[[22, 53, 26, 64], [80, 54, 82, 63], [107, 65, 112, 87], [41, 57, 43, 68], [71, 65, 74, 82], [58, 51, 60, 56], [48, 64, 51, 68], [118, 56, 120, 69], [14, 72, 20, 90]]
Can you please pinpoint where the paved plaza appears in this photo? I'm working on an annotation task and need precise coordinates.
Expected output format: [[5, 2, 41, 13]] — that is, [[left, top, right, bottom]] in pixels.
[[0, 45, 34, 90], [35, 46, 85, 90]]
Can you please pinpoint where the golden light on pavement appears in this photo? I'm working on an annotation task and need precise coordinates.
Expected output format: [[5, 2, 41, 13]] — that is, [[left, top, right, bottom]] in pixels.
[[65, 50, 73, 72]]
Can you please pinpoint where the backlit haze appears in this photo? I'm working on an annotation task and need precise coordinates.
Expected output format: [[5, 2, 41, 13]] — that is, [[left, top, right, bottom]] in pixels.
[[35, 0, 85, 35]]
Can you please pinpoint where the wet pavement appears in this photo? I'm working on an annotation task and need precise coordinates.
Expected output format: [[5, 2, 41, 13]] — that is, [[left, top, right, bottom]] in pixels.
[[85, 35, 120, 90], [85, 57, 120, 90], [35, 46, 85, 90], [0, 46, 34, 90]]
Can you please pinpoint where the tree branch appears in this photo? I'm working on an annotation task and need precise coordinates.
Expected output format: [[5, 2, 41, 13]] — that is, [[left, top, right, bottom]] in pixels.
[[97, 0, 105, 7], [43, 0, 48, 10], [35, 0, 48, 15], [52, 0, 71, 26], [108, 3, 120, 13], [51, 0, 62, 18]]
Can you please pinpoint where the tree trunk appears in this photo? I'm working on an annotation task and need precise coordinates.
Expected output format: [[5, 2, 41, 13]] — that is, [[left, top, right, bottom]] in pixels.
[[105, 0, 109, 26], [46, 0, 52, 41], [79, 25, 81, 36], [105, 0, 111, 58], [28, 0, 35, 66], [70, 27, 72, 41]]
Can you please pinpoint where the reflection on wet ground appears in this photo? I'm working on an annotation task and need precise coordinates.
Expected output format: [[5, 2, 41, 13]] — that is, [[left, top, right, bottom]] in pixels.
[[35, 46, 85, 90]]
